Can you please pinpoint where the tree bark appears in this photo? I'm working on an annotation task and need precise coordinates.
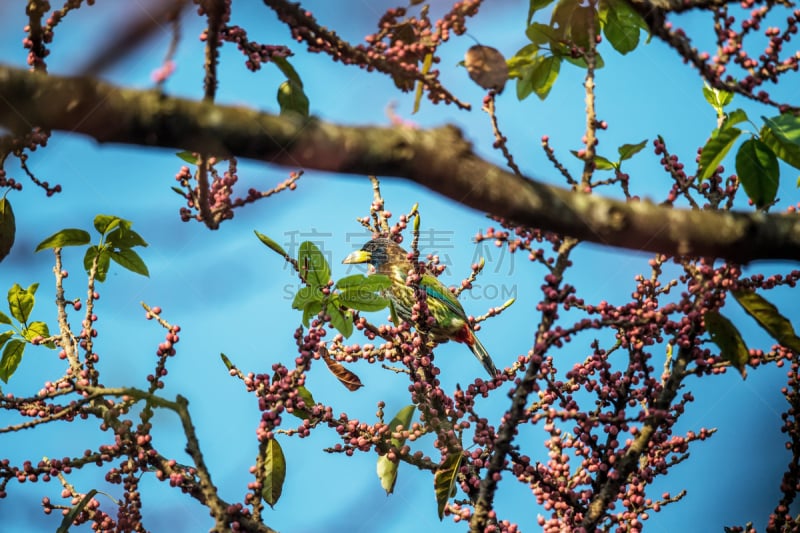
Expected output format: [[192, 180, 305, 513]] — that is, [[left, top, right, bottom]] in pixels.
[[0, 65, 798, 263]]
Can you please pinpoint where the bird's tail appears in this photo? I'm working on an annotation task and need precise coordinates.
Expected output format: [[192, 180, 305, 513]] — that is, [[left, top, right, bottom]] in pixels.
[[468, 333, 499, 377]]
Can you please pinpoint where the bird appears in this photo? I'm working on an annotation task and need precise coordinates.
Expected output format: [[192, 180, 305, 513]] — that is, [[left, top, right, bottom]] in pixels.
[[342, 238, 498, 377]]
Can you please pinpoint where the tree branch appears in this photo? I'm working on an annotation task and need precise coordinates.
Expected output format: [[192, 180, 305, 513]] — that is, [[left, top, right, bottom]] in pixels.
[[0, 65, 798, 262]]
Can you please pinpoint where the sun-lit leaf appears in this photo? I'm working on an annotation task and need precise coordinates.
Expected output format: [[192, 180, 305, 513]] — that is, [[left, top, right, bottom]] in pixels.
[[698, 126, 741, 181], [110, 249, 150, 277], [434, 451, 463, 520], [23, 321, 54, 348], [261, 439, 286, 508], [413, 53, 434, 113], [761, 113, 800, 170], [704, 310, 748, 378], [732, 290, 800, 352], [702, 84, 734, 114], [0, 311, 11, 326], [0, 339, 25, 383], [277, 80, 309, 118], [735, 138, 779, 209], [0, 330, 13, 349], [507, 48, 538, 81], [320, 346, 363, 391], [176, 151, 198, 165], [377, 405, 416, 494], [0, 197, 15, 262], [618, 140, 648, 161], [35, 228, 91, 252], [56, 489, 98, 533], [8, 283, 37, 324]]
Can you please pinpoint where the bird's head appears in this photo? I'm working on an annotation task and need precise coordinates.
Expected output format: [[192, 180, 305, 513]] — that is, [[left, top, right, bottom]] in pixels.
[[342, 238, 408, 269]]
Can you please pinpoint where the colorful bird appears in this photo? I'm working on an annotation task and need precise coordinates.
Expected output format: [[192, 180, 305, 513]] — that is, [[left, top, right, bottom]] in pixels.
[[342, 238, 498, 377]]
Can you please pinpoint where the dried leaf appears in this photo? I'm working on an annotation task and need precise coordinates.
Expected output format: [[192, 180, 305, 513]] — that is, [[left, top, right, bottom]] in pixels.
[[320, 346, 363, 391], [465, 45, 509, 92]]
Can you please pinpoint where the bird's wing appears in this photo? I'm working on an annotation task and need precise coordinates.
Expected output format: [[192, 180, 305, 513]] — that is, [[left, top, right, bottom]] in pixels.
[[419, 274, 467, 319]]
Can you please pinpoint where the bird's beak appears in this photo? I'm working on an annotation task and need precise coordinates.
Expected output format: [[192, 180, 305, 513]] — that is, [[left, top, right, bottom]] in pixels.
[[342, 250, 372, 264]]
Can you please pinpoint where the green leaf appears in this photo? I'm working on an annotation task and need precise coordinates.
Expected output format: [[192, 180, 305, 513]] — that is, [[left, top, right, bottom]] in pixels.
[[106, 226, 148, 249], [292, 286, 324, 311], [0, 311, 11, 325], [35, 229, 91, 252], [724, 108, 749, 130], [698, 126, 742, 181], [569, 5, 599, 50], [271, 56, 303, 87], [735, 138, 779, 209], [525, 54, 561, 100], [0, 339, 25, 382], [732, 290, 800, 352], [339, 288, 389, 312], [254, 230, 289, 258], [593, 155, 616, 170], [94, 214, 124, 235], [704, 310, 748, 378], [290, 385, 317, 420], [525, 22, 559, 46], [413, 53, 433, 114], [0, 330, 13, 349], [761, 113, 800, 170], [84, 245, 111, 282], [57, 489, 98, 533], [702, 84, 734, 114], [261, 439, 286, 508], [600, 0, 648, 55], [377, 405, 416, 494], [528, 0, 556, 24], [277, 80, 309, 118], [506, 44, 538, 79], [176, 151, 198, 165], [298, 241, 331, 289], [0, 197, 15, 262], [434, 451, 463, 520], [551, 0, 578, 39], [110, 249, 150, 277], [8, 283, 37, 323], [220, 352, 235, 371], [327, 303, 354, 338], [618, 140, 648, 161], [570, 149, 616, 169], [301, 301, 323, 327], [23, 321, 54, 348]]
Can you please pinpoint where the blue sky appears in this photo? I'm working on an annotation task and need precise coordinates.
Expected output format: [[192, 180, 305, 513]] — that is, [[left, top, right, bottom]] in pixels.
[[0, 1, 798, 531]]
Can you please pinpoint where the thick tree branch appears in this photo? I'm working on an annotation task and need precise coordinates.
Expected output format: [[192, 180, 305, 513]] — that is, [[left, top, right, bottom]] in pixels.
[[0, 65, 798, 262]]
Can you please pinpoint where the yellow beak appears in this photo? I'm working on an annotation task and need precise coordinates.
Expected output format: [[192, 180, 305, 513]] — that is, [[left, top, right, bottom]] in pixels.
[[342, 250, 372, 264]]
